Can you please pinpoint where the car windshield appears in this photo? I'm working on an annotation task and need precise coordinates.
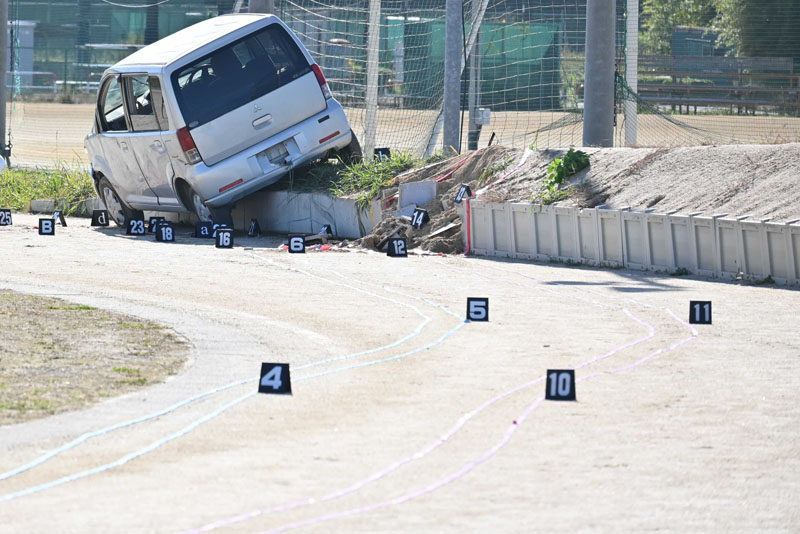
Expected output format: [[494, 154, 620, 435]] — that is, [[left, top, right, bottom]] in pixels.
[[171, 23, 311, 128]]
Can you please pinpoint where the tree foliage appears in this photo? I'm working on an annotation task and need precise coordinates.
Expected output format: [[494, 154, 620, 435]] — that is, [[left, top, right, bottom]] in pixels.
[[714, 0, 800, 59], [641, 0, 717, 54]]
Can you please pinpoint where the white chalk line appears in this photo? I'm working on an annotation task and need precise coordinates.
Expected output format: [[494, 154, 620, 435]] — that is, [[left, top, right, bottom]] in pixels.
[[188, 259, 696, 532], [254, 308, 697, 534], [0, 252, 464, 502], [183, 305, 656, 533]]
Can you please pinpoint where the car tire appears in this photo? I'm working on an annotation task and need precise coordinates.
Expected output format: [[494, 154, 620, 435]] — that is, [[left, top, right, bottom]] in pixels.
[[186, 186, 213, 223], [337, 131, 363, 164], [98, 176, 143, 227]]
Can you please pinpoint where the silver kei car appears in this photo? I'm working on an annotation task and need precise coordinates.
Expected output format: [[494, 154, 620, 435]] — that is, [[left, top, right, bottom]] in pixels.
[[85, 13, 361, 226]]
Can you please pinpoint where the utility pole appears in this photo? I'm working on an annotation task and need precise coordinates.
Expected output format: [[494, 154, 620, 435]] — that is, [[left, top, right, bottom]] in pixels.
[[442, 0, 461, 154], [582, 0, 615, 147], [467, 0, 482, 151], [249, 0, 275, 13], [624, 0, 638, 146], [0, 0, 8, 164]]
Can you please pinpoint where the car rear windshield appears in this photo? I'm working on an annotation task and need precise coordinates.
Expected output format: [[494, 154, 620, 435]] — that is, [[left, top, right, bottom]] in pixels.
[[172, 23, 311, 128]]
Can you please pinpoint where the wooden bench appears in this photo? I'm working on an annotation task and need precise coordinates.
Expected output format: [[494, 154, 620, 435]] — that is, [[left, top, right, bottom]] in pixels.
[[636, 68, 800, 116]]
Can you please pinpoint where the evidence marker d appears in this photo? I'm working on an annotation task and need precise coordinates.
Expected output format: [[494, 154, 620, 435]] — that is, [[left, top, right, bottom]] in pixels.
[[90, 210, 109, 227]]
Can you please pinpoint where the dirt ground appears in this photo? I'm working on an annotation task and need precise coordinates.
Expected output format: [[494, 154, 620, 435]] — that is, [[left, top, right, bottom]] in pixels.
[[0, 213, 798, 532], [0, 290, 189, 425]]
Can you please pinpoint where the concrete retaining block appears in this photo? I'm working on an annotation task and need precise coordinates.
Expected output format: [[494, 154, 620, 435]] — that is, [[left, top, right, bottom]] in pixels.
[[232, 190, 382, 239], [399, 181, 437, 208]]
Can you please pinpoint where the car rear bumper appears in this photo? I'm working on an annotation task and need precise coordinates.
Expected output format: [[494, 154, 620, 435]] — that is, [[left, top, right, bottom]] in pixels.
[[178, 100, 352, 208]]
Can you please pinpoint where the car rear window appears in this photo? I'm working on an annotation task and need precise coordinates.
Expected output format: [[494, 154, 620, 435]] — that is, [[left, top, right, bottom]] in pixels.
[[171, 23, 311, 127]]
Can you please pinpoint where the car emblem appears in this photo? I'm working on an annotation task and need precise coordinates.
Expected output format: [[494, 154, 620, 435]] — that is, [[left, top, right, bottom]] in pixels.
[[254, 104, 262, 112]]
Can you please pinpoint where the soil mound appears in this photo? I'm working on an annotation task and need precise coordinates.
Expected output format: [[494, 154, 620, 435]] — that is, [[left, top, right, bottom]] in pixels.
[[354, 143, 800, 255]]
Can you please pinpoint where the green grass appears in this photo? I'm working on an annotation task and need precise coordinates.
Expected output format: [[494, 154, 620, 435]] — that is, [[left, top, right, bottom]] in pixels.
[[113, 366, 140, 376], [329, 151, 422, 210], [47, 304, 95, 311], [0, 164, 95, 213]]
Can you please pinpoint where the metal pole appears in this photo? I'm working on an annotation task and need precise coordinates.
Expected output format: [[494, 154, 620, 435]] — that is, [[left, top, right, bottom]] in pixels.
[[248, 0, 274, 14], [442, 0, 461, 154], [467, 0, 482, 151], [363, 0, 381, 159], [624, 0, 638, 146], [582, 0, 615, 147], [0, 0, 8, 164]]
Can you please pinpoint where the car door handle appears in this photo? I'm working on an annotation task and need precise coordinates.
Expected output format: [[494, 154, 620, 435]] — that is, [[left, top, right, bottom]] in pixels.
[[120, 141, 129, 152], [152, 140, 165, 152], [252, 114, 272, 128]]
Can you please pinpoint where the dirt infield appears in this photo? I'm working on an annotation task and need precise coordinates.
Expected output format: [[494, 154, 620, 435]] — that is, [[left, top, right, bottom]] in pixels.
[[7, 102, 800, 168], [0, 213, 798, 532]]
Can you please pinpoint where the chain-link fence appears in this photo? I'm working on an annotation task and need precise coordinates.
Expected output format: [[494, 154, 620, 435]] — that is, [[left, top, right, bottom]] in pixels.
[[4, 0, 800, 167]]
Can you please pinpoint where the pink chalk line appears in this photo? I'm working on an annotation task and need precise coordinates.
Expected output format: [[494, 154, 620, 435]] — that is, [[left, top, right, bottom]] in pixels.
[[184, 307, 660, 533], [252, 308, 697, 533]]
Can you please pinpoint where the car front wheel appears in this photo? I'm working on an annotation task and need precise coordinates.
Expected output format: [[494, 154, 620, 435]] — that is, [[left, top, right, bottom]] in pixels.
[[98, 176, 143, 227]]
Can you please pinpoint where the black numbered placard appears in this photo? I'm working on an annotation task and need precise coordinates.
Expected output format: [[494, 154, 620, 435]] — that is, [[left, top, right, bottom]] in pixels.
[[288, 235, 305, 253], [319, 224, 333, 235], [155, 222, 175, 242], [90, 210, 109, 227], [374, 147, 391, 161], [545, 369, 576, 401], [52, 210, 67, 227], [689, 300, 712, 324], [38, 218, 55, 235], [248, 218, 261, 237], [455, 184, 472, 204], [127, 218, 146, 235], [148, 216, 166, 233], [411, 208, 429, 229], [387, 237, 407, 257], [258, 363, 292, 395], [466, 297, 489, 321], [212, 223, 229, 238], [0, 209, 12, 226], [216, 228, 233, 248], [194, 221, 213, 238]]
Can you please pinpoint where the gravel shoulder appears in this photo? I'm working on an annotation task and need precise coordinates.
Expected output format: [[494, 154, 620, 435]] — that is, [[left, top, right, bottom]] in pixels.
[[0, 213, 798, 533]]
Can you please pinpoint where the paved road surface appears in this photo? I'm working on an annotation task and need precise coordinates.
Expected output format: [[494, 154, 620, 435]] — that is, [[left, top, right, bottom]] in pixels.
[[0, 214, 798, 532]]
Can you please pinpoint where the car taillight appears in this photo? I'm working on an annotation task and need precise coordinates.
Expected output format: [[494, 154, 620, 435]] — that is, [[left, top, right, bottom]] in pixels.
[[311, 64, 332, 100], [177, 126, 202, 164]]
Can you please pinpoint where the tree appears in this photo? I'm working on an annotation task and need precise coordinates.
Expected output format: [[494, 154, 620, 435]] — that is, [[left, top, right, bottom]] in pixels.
[[714, 0, 800, 60], [641, 0, 717, 54]]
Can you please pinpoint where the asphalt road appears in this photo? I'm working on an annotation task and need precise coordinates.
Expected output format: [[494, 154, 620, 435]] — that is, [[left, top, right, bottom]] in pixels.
[[1, 213, 799, 533]]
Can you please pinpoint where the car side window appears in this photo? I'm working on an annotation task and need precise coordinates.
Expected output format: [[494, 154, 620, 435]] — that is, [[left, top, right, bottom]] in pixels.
[[99, 77, 127, 132], [124, 75, 162, 132]]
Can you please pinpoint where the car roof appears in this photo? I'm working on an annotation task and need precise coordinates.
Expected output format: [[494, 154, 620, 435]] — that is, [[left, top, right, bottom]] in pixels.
[[114, 14, 273, 68]]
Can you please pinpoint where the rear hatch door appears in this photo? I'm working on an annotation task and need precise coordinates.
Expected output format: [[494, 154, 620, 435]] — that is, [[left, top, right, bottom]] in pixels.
[[172, 23, 325, 166]]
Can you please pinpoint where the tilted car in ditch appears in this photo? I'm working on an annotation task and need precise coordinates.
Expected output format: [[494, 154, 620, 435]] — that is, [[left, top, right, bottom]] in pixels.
[[85, 13, 361, 226]]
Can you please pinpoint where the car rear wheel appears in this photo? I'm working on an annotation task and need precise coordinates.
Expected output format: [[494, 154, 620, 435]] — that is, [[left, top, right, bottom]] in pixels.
[[188, 187, 213, 223], [337, 131, 363, 164], [98, 176, 143, 227]]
